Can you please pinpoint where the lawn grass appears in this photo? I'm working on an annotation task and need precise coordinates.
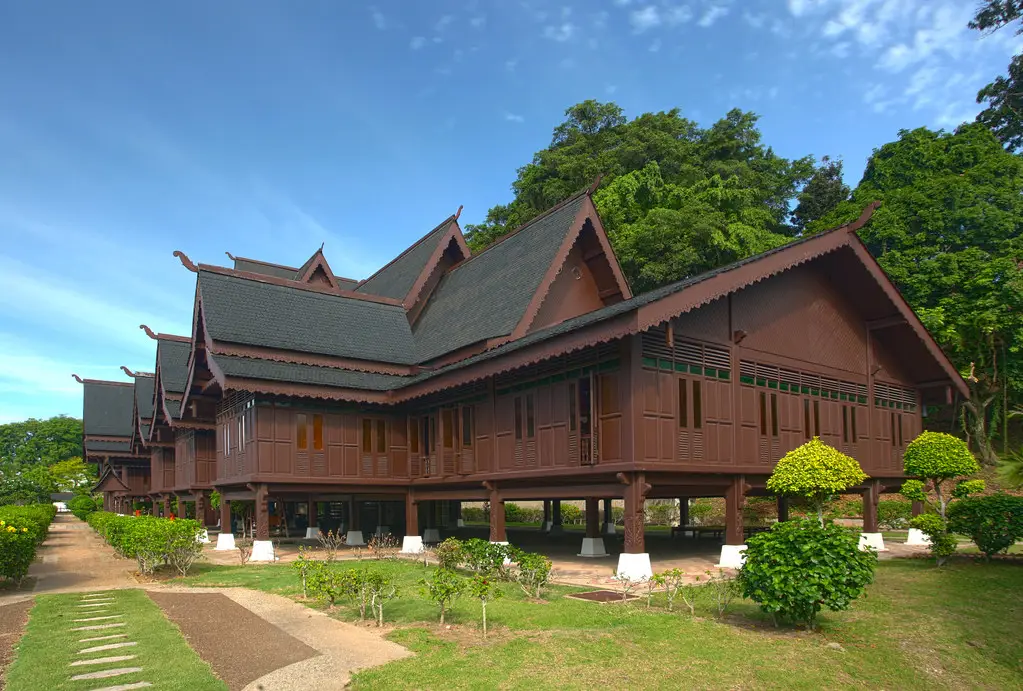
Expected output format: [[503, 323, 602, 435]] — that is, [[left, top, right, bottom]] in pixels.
[[175, 556, 1023, 690], [6, 589, 226, 691]]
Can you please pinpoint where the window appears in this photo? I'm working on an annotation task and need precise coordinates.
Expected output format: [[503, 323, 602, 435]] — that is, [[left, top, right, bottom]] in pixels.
[[890, 413, 896, 447], [678, 379, 688, 429], [225, 423, 231, 456], [770, 394, 779, 438], [526, 394, 535, 438], [842, 406, 849, 443], [803, 399, 811, 440], [453, 410, 460, 447], [238, 416, 245, 448], [692, 380, 702, 429], [568, 383, 577, 432], [442, 410, 453, 448], [514, 397, 523, 440], [813, 400, 821, 437], [850, 406, 858, 441], [362, 419, 372, 453], [897, 414, 904, 447], [462, 407, 473, 447], [313, 414, 324, 451], [296, 413, 308, 450], [759, 392, 767, 436], [410, 418, 420, 453], [377, 419, 386, 453]]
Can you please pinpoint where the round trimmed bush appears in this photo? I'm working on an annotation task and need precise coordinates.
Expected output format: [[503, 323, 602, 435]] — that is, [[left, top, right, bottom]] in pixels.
[[947, 494, 1023, 559], [904, 431, 979, 481]]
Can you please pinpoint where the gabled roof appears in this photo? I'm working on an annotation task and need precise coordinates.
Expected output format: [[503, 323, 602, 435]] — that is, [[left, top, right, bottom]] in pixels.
[[93, 467, 130, 493], [158, 338, 191, 396], [232, 256, 300, 280], [82, 380, 135, 436], [197, 270, 419, 365], [356, 216, 464, 302], [412, 195, 588, 361], [133, 373, 155, 421]]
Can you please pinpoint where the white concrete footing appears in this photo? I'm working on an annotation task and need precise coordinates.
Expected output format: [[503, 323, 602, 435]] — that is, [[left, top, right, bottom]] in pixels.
[[305, 527, 320, 539], [541, 520, 552, 532], [905, 528, 931, 546], [422, 528, 441, 543], [578, 537, 609, 558], [456, 519, 465, 528], [249, 539, 275, 562], [214, 532, 236, 551], [615, 553, 652, 582], [603, 523, 617, 536], [716, 544, 748, 569], [345, 530, 366, 547], [400, 535, 424, 554], [859, 532, 888, 552], [374, 525, 390, 537], [198, 529, 210, 544]]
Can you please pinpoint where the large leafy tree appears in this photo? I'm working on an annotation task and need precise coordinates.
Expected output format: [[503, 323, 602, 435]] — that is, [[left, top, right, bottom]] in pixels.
[[970, 1, 1023, 150], [814, 124, 1023, 464], [465, 101, 825, 293], [0, 416, 83, 468], [791, 156, 850, 234]]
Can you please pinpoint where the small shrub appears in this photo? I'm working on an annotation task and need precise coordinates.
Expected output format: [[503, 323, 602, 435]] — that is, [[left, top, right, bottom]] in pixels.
[[237, 539, 253, 564], [368, 533, 399, 560], [910, 513, 957, 565], [877, 499, 913, 530], [419, 568, 466, 624], [366, 571, 397, 626], [461, 506, 486, 523], [646, 501, 679, 527], [559, 503, 583, 524], [291, 546, 316, 597], [68, 495, 99, 521], [308, 563, 357, 609], [317, 529, 347, 561], [513, 551, 553, 599], [467, 574, 502, 638], [652, 568, 687, 612], [460, 538, 511, 577], [0, 521, 35, 584], [947, 494, 1023, 560], [503, 503, 543, 524], [738, 519, 876, 630], [743, 497, 777, 526], [688, 498, 724, 526], [435, 538, 463, 570], [706, 569, 740, 618]]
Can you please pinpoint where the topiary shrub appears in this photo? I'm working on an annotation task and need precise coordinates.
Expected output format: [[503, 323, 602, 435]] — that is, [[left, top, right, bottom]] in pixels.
[[737, 519, 876, 630], [877, 499, 913, 530], [909, 513, 957, 565], [68, 495, 99, 521], [947, 494, 1023, 560], [766, 438, 868, 526]]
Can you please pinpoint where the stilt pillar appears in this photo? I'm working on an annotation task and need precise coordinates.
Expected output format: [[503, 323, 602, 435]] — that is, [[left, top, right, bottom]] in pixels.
[[550, 499, 564, 535], [453, 500, 464, 528], [911, 500, 924, 517], [196, 492, 208, 526], [678, 497, 689, 528], [488, 484, 506, 543], [616, 473, 651, 580], [422, 500, 440, 543], [305, 497, 320, 539], [859, 479, 887, 552], [602, 498, 615, 535], [718, 475, 748, 569], [542, 500, 552, 532], [250, 484, 274, 561], [163, 496, 171, 518], [215, 499, 236, 551], [777, 495, 789, 523], [579, 497, 608, 557], [401, 492, 423, 554], [346, 497, 366, 546]]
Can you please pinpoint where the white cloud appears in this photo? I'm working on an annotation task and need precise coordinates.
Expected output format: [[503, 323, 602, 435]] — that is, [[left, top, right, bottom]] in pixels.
[[505, 59, 518, 72], [743, 11, 767, 29], [630, 6, 661, 32], [667, 6, 693, 25], [606, 84, 618, 94], [698, 5, 729, 28], [505, 113, 525, 123], [435, 15, 454, 32], [470, 15, 486, 28], [649, 38, 662, 52], [543, 23, 576, 41], [371, 7, 386, 30], [410, 36, 427, 50]]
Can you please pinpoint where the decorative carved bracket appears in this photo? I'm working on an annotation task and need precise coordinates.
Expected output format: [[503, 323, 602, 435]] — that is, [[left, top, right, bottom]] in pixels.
[[173, 250, 198, 272], [587, 174, 604, 195], [140, 324, 158, 340], [225, 251, 237, 261], [454, 204, 463, 220], [71, 373, 84, 384], [120, 366, 136, 378]]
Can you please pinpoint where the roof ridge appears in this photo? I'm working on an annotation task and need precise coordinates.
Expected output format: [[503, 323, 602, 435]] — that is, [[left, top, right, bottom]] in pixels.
[[358, 215, 456, 289], [229, 255, 299, 272], [198, 264, 405, 307]]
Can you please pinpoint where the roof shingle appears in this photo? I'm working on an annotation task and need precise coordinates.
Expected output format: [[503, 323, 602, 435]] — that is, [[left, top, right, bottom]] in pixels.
[[356, 219, 455, 300], [83, 381, 135, 436]]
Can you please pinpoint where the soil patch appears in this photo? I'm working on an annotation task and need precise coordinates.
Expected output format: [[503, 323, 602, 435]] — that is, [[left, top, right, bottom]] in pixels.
[[0, 600, 32, 691], [147, 591, 318, 691], [565, 590, 640, 603]]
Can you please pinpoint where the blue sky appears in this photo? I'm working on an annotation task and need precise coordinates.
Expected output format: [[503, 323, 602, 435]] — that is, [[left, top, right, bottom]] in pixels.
[[1, 0, 1018, 424]]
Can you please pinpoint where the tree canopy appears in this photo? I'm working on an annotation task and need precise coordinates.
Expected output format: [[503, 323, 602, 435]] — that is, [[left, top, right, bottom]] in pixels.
[[465, 101, 833, 293], [0, 417, 82, 469], [766, 438, 867, 525], [813, 124, 1023, 464], [971, 1, 1023, 150]]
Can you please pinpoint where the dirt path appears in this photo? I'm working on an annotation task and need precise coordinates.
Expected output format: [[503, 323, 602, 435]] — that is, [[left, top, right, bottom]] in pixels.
[[0, 600, 31, 691], [2, 514, 136, 599]]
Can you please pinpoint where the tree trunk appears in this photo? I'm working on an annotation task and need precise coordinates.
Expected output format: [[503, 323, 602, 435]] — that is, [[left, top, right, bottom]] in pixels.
[[964, 385, 999, 466]]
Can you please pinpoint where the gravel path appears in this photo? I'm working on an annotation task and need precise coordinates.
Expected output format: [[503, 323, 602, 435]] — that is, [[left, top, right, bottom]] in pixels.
[[151, 586, 412, 690], [0, 600, 32, 691]]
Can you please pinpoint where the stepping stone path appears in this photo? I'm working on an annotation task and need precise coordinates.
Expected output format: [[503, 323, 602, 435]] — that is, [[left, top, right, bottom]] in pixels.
[[67, 594, 152, 690]]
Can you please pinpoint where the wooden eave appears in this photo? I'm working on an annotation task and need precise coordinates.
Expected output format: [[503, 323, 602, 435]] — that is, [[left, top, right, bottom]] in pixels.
[[208, 341, 419, 376], [402, 219, 471, 309], [296, 249, 341, 289]]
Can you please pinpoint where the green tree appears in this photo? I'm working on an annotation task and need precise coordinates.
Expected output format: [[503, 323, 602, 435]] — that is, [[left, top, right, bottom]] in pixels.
[[464, 101, 824, 293], [814, 124, 1023, 464], [0, 416, 83, 469], [0, 476, 51, 505], [48, 457, 92, 492], [419, 568, 466, 625], [791, 156, 850, 233], [970, 1, 1023, 150], [900, 431, 983, 520], [766, 438, 868, 526]]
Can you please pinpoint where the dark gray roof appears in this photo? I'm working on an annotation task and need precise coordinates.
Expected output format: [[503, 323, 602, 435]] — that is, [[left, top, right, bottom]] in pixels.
[[85, 440, 132, 453], [233, 258, 299, 280], [134, 374, 155, 420], [83, 381, 135, 436], [199, 270, 419, 365], [212, 354, 408, 391], [357, 219, 454, 300], [165, 399, 182, 419], [158, 339, 190, 394], [337, 277, 359, 291], [413, 196, 585, 362]]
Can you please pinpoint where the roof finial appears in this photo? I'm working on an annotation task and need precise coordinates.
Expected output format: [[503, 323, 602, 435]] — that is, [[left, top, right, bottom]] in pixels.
[[587, 175, 604, 195], [71, 373, 84, 384], [140, 324, 158, 340], [225, 251, 236, 261], [120, 366, 137, 378], [455, 205, 463, 220], [320, 242, 325, 252], [173, 250, 198, 272]]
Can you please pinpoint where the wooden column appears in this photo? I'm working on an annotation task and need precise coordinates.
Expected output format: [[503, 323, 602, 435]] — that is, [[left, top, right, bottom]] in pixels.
[[255, 484, 270, 541], [585, 498, 600, 538], [623, 472, 647, 554], [911, 500, 924, 517], [543, 500, 551, 529], [678, 497, 689, 527], [405, 493, 418, 536], [724, 475, 746, 545], [196, 493, 208, 527], [777, 496, 789, 523], [862, 480, 881, 533], [220, 499, 231, 533], [349, 498, 361, 530], [551, 500, 563, 532], [163, 496, 171, 517], [602, 498, 613, 531], [488, 485, 506, 542], [308, 497, 318, 528]]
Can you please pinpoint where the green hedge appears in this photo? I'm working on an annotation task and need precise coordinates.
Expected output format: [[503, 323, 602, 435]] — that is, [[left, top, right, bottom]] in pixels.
[[68, 495, 99, 521], [87, 511, 205, 576], [0, 503, 57, 584], [948, 494, 1023, 559]]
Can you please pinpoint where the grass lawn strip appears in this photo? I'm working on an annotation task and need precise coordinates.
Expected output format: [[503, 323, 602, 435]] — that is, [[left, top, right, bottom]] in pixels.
[[176, 557, 1023, 690], [6, 589, 226, 691]]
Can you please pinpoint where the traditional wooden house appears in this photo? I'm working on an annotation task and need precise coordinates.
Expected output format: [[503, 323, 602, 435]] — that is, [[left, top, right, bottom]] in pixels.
[[123, 186, 965, 575]]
